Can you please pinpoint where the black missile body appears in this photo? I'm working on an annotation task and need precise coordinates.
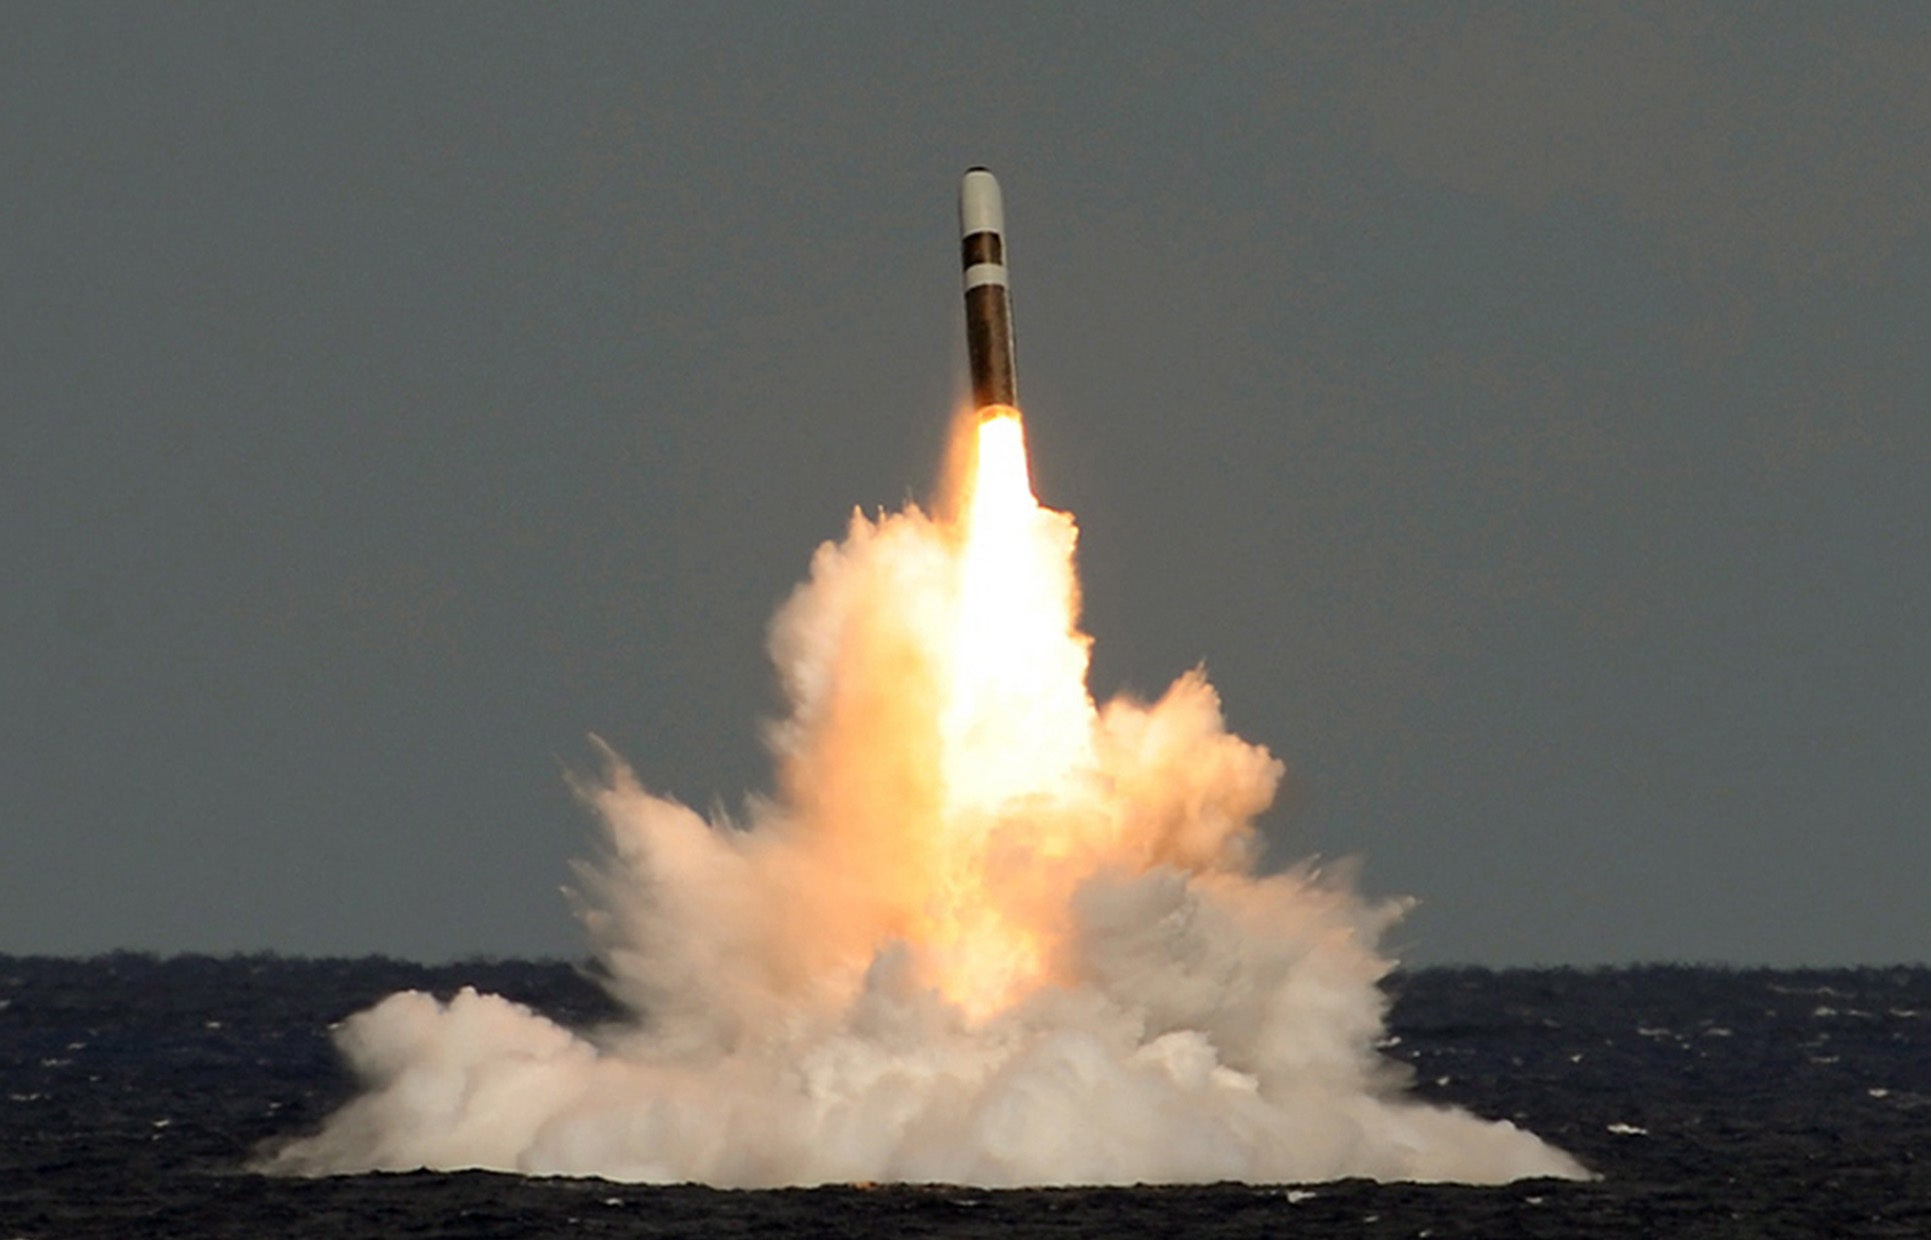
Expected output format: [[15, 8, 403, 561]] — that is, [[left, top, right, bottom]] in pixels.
[[959, 168, 1017, 413]]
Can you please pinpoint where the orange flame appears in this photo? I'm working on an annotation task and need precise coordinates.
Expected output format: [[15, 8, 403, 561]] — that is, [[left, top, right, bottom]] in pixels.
[[911, 407, 1100, 1016], [749, 405, 1273, 1023]]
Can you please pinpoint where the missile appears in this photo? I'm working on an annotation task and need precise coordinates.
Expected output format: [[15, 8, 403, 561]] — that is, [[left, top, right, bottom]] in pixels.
[[959, 167, 1018, 416]]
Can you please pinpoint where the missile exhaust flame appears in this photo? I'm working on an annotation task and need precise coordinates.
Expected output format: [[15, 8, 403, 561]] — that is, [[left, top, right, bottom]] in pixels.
[[257, 171, 1588, 1187]]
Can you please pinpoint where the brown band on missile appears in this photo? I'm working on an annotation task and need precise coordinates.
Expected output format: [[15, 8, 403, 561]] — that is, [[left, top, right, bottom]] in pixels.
[[961, 232, 1005, 268], [964, 284, 1017, 411]]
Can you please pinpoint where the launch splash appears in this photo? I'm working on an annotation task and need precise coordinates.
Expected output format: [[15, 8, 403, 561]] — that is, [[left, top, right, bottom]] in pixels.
[[259, 409, 1587, 1186]]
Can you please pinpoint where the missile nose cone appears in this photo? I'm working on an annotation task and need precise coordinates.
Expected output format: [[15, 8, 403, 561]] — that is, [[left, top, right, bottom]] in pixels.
[[959, 169, 1005, 239]]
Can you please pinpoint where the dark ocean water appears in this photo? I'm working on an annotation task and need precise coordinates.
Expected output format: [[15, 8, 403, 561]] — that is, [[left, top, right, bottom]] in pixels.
[[2, 956, 1925, 1238]]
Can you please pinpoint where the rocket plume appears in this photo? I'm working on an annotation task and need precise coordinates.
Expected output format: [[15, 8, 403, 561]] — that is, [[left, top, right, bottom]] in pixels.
[[259, 412, 1587, 1186]]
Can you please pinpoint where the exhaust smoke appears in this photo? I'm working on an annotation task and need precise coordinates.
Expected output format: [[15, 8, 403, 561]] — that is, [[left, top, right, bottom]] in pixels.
[[259, 412, 1586, 1186]]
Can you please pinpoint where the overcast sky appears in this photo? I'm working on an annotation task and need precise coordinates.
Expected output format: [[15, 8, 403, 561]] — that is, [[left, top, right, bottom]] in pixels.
[[4, 5, 1925, 965]]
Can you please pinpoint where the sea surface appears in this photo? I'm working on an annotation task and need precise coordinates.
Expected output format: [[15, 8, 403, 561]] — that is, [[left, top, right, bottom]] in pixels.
[[2, 956, 1925, 1238]]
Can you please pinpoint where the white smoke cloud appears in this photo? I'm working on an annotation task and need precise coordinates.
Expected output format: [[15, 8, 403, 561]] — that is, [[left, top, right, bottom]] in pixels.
[[260, 494, 1587, 1186]]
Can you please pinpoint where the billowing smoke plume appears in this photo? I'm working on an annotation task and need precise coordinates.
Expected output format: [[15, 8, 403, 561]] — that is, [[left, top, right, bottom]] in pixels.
[[261, 422, 1586, 1186]]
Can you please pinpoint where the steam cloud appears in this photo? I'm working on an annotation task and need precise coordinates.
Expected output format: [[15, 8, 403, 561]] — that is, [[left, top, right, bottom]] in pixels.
[[261, 480, 1587, 1186]]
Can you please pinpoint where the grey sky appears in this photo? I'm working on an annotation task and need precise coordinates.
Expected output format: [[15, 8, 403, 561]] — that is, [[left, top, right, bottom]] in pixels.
[[4, 5, 1925, 965]]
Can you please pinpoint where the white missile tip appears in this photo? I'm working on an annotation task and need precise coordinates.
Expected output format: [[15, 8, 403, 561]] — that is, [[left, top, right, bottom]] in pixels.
[[960, 169, 1004, 238]]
